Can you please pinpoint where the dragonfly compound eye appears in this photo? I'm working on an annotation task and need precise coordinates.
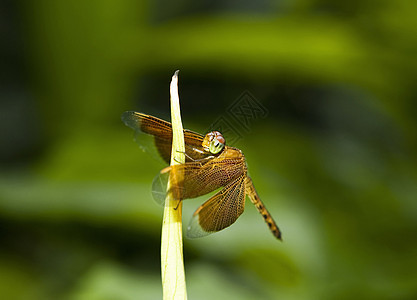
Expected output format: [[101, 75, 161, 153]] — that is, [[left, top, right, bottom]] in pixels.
[[209, 136, 225, 154], [202, 131, 226, 154], [214, 132, 225, 146]]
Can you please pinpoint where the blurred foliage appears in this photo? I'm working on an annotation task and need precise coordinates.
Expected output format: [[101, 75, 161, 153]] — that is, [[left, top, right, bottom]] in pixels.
[[1, 0, 417, 299]]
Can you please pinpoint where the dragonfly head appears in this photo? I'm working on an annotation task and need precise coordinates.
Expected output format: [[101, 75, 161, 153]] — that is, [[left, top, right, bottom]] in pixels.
[[203, 131, 225, 154]]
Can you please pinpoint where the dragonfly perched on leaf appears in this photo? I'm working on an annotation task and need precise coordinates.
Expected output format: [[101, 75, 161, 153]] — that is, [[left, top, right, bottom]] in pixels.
[[122, 111, 282, 240]]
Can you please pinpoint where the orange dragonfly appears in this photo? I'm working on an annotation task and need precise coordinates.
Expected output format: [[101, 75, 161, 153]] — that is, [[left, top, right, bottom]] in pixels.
[[122, 111, 282, 240]]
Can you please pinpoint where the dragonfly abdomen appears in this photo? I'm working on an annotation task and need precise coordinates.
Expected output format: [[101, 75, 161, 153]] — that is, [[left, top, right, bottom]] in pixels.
[[245, 177, 282, 240]]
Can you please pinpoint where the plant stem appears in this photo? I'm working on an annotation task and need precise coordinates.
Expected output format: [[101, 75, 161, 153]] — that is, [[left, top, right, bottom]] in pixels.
[[160, 70, 187, 300]]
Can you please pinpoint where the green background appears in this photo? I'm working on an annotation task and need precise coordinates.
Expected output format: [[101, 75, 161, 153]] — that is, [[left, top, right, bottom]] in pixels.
[[1, 1, 416, 299]]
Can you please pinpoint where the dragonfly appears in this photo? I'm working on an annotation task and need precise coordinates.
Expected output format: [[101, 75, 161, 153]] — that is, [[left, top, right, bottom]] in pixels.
[[122, 111, 282, 240]]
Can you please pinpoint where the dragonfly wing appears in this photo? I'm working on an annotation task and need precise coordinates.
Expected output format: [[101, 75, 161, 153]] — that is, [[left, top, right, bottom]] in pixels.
[[158, 156, 246, 201], [122, 111, 172, 137], [151, 170, 169, 206], [186, 175, 246, 238], [151, 166, 187, 206], [154, 131, 208, 164], [122, 111, 171, 163], [151, 163, 203, 206], [122, 111, 208, 163], [151, 143, 247, 206], [153, 137, 172, 164]]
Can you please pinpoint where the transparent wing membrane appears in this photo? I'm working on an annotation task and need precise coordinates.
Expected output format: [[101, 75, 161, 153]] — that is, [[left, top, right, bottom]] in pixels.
[[151, 171, 169, 206], [122, 111, 170, 165], [151, 167, 187, 207]]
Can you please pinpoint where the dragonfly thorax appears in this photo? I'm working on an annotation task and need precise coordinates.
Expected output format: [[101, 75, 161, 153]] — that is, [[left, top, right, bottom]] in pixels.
[[202, 131, 225, 154]]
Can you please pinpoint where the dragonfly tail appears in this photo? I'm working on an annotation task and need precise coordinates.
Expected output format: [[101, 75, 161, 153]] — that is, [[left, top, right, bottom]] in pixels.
[[245, 177, 282, 240]]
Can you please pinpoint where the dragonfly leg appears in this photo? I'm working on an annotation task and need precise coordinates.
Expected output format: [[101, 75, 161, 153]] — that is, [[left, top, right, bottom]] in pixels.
[[175, 150, 195, 162], [173, 156, 183, 164], [175, 150, 215, 165], [173, 199, 183, 210]]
